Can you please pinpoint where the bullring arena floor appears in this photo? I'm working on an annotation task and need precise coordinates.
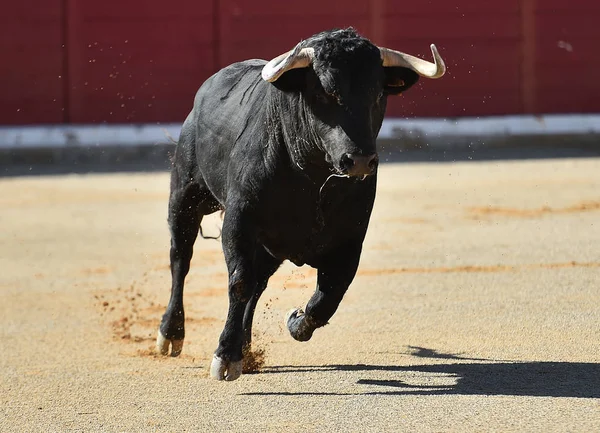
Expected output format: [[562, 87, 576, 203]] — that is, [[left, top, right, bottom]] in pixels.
[[1, 155, 599, 432]]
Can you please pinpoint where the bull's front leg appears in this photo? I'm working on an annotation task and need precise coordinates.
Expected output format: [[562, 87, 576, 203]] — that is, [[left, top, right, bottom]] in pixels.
[[210, 204, 258, 381], [286, 243, 362, 342]]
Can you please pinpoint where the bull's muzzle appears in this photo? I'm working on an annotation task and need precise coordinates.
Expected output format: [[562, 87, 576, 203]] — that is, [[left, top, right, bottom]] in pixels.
[[340, 153, 379, 177]]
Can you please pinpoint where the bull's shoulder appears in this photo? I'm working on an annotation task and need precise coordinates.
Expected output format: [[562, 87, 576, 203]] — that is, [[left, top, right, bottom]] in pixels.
[[195, 60, 267, 101], [220, 59, 267, 79], [192, 60, 272, 136], [189, 59, 283, 203]]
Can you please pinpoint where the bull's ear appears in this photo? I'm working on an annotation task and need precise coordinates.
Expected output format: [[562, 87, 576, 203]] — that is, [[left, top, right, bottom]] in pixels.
[[383, 67, 419, 95]]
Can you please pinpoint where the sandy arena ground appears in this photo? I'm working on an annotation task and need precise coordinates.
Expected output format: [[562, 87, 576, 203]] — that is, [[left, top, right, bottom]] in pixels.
[[1, 156, 599, 432]]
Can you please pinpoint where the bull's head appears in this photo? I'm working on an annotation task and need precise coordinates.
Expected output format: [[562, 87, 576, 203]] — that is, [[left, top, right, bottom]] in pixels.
[[261, 28, 445, 178]]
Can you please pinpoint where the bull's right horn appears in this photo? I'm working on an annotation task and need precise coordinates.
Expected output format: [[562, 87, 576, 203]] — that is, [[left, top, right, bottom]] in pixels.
[[261, 43, 315, 82], [379, 44, 446, 79]]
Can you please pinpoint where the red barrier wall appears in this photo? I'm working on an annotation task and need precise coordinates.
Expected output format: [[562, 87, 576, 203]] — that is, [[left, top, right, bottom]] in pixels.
[[1, 1, 65, 124], [1, 0, 598, 125], [64, 1, 216, 123]]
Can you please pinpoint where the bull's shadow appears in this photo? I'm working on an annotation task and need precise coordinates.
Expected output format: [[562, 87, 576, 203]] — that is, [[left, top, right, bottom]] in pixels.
[[243, 347, 600, 398]]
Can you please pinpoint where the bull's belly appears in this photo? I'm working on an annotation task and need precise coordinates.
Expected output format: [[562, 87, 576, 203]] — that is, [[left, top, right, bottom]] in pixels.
[[261, 242, 321, 267], [257, 221, 340, 268], [263, 246, 307, 267]]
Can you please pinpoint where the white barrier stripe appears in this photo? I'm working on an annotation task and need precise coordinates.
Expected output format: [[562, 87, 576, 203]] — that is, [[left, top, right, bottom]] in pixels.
[[1, 115, 600, 149]]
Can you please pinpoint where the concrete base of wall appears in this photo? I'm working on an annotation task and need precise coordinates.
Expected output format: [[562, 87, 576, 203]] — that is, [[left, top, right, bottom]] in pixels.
[[1, 115, 599, 175]]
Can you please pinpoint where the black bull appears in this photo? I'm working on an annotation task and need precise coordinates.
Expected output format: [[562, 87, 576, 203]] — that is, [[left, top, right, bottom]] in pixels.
[[156, 28, 446, 380]]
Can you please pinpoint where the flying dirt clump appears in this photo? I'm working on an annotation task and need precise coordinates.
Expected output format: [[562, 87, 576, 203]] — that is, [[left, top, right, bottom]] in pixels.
[[242, 345, 267, 374]]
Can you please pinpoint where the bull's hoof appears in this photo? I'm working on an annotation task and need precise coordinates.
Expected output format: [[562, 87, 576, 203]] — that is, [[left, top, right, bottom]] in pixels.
[[285, 308, 315, 342], [156, 330, 184, 357], [210, 355, 243, 381]]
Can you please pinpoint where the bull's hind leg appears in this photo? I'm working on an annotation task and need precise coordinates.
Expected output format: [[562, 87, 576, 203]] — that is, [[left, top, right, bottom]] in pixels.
[[157, 167, 218, 356], [286, 243, 362, 342]]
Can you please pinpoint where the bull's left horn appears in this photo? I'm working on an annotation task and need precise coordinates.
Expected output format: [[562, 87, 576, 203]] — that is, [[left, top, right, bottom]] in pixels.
[[261, 44, 315, 82], [379, 44, 446, 79]]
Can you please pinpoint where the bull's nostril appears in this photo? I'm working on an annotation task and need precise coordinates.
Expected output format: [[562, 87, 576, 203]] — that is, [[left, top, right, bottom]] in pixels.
[[340, 153, 378, 176], [368, 155, 378, 170], [340, 154, 355, 172]]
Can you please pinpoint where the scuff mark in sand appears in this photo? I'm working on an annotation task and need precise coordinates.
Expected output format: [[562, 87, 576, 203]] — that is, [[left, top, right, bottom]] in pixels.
[[81, 266, 112, 276], [357, 261, 600, 276], [188, 287, 227, 297], [468, 201, 600, 219]]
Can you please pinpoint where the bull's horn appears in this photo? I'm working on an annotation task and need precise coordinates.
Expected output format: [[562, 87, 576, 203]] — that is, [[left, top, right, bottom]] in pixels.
[[261, 44, 315, 82], [379, 44, 446, 79]]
